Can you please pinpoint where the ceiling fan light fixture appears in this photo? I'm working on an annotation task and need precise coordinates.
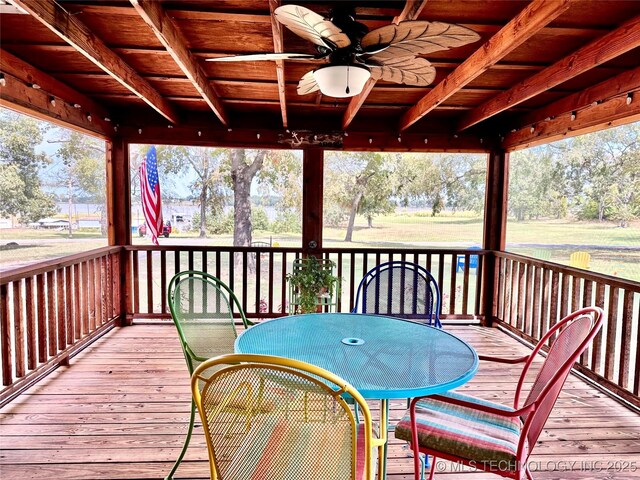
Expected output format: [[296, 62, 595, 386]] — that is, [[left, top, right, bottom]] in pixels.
[[313, 64, 370, 98]]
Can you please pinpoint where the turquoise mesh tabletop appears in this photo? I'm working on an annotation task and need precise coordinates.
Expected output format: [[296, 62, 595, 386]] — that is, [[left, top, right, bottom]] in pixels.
[[235, 313, 478, 399]]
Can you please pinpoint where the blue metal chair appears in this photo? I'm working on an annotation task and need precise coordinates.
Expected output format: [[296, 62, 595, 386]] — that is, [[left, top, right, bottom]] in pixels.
[[352, 260, 441, 477], [352, 261, 441, 328]]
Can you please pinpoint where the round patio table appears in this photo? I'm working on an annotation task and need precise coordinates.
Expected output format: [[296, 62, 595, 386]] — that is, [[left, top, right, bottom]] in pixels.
[[235, 313, 478, 479]]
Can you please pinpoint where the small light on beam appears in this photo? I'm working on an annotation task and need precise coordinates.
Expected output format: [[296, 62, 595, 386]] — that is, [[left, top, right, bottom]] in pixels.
[[344, 132, 349, 137], [570, 111, 576, 121], [479, 138, 483, 144], [256, 132, 261, 139], [197, 130, 202, 137], [113, 126, 118, 132], [138, 128, 142, 135], [86, 113, 92, 122], [453, 134, 458, 139], [397, 134, 402, 143], [49, 96, 56, 107], [0, 74, 5, 86], [368, 137, 373, 144], [73, 103, 81, 109], [530, 126, 535, 133], [31, 83, 41, 89], [424, 138, 428, 144], [227, 128, 233, 132], [104, 117, 111, 122], [627, 93, 633, 105], [167, 124, 173, 128]]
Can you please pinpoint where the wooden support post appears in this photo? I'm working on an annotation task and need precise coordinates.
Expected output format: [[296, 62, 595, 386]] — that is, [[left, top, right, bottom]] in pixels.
[[302, 149, 324, 256], [482, 148, 509, 327], [108, 137, 132, 325]]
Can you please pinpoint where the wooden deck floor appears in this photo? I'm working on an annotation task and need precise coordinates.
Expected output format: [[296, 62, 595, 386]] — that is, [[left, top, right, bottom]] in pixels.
[[1, 324, 639, 480]]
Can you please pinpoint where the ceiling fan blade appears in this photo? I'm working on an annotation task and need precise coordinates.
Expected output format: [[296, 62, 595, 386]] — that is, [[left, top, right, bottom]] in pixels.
[[206, 53, 318, 62], [274, 5, 350, 50], [361, 21, 480, 60], [367, 56, 436, 87], [297, 70, 320, 95]]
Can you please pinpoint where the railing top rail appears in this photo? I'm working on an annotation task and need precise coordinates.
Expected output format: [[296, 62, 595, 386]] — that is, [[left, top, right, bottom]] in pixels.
[[0, 246, 122, 285], [496, 251, 640, 291], [124, 245, 489, 255]]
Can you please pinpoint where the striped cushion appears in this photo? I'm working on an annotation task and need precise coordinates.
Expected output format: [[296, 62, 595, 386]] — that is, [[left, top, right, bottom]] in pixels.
[[394, 392, 523, 467], [223, 418, 377, 479]]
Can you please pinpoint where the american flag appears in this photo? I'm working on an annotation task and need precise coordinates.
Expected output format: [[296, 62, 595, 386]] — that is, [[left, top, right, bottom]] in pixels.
[[139, 146, 163, 245]]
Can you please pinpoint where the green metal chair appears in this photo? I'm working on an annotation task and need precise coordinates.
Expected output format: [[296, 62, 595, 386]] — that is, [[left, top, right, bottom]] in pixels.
[[165, 270, 253, 480]]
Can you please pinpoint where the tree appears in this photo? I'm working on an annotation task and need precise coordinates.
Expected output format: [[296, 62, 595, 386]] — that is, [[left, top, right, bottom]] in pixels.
[[159, 146, 228, 238], [325, 152, 397, 242], [0, 109, 56, 223], [556, 124, 640, 221], [50, 130, 106, 236], [229, 149, 268, 246]]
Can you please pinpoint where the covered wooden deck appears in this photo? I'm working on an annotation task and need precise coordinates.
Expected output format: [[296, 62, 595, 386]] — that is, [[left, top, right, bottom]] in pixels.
[[2, 323, 638, 480]]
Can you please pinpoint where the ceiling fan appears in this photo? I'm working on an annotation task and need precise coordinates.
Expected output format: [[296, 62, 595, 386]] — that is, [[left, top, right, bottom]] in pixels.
[[207, 5, 480, 98]]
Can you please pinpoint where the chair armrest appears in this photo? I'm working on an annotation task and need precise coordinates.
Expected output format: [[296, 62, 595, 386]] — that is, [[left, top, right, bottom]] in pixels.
[[371, 437, 386, 448], [478, 354, 529, 364], [411, 394, 535, 418]]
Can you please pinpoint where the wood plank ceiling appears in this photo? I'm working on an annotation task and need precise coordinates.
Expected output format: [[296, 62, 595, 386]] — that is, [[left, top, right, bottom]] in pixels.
[[1, 0, 639, 148]]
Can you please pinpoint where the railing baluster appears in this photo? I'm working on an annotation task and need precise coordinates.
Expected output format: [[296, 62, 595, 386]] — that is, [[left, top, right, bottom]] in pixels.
[[132, 253, 139, 314], [1, 284, 12, 386], [437, 254, 444, 316], [56, 268, 66, 352], [25, 276, 36, 371], [13, 281, 24, 378], [524, 263, 534, 337], [242, 251, 248, 314], [73, 264, 81, 340], [580, 279, 593, 365], [36, 274, 46, 364], [46, 271, 56, 355], [475, 254, 483, 316], [161, 251, 167, 314], [462, 253, 470, 315], [510, 261, 519, 327], [89, 259, 96, 331], [591, 283, 605, 374], [281, 252, 287, 315], [540, 269, 550, 339], [449, 253, 457, 315], [349, 252, 355, 312], [516, 262, 525, 332], [532, 266, 541, 339], [268, 251, 274, 315], [82, 261, 89, 335], [255, 249, 261, 315], [618, 290, 633, 389], [65, 265, 73, 345], [146, 251, 153, 314]]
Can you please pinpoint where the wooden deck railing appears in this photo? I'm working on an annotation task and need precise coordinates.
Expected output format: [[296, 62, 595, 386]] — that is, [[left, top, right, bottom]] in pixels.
[[2, 245, 638, 410], [493, 252, 640, 408], [0, 247, 122, 404], [124, 246, 487, 321]]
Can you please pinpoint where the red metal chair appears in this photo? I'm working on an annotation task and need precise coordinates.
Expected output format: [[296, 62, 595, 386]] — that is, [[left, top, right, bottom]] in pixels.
[[394, 306, 604, 480]]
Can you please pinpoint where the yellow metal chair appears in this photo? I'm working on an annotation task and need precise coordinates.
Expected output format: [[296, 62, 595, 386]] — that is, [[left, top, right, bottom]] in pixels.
[[569, 251, 591, 270], [192, 353, 384, 480]]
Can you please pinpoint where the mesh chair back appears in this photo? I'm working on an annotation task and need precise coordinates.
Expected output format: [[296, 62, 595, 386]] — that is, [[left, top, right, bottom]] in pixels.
[[168, 271, 249, 374], [353, 261, 441, 327], [516, 307, 603, 450], [192, 354, 375, 480]]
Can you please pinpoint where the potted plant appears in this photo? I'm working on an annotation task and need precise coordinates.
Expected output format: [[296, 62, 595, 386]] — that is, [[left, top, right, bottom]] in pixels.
[[286, 256, 340, 314]]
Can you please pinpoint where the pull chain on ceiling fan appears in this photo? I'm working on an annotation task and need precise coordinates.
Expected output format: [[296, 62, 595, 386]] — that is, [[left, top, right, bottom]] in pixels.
[[207, 5, 480, 98]]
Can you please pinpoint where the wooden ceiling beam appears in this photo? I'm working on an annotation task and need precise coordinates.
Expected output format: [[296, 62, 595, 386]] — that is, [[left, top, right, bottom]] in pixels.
[[12, 0, 179, 124], [342, 0, 428, 130], [458, 15, 640, 132], [129, 0, 228, 126], [398, 0, 574, 132], [268, 0, 287, 128], [0, 71, 112, 139], [502, 89, 640, 150], [516, 66, 640, 129], [0, 48, 110, 120]]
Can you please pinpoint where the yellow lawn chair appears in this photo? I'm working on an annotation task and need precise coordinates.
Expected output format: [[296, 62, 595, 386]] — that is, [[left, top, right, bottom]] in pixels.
[[569, 251, 591, 270]]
